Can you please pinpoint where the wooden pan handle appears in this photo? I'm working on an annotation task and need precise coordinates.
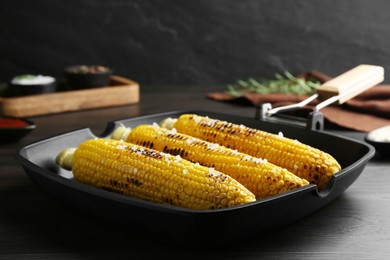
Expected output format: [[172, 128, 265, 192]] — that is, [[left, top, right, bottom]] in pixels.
[[317, 64, 384, 104]]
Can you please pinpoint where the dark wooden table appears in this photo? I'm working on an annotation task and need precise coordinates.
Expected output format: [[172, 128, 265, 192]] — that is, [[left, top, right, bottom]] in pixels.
[[1, 85, 390, 259]]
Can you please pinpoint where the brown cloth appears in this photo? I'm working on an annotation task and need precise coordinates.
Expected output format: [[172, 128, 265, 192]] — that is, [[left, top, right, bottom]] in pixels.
[[207, 71, 390, 132]]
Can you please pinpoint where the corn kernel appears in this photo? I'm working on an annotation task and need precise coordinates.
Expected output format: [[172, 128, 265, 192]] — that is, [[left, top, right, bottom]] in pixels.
[[173, 114, 341, 190], [68, 138, 255, 210], [126, 124, 309, 199]]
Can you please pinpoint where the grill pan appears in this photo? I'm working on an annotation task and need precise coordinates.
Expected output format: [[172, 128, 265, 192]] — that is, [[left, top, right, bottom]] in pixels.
[[16, 110, 374, 246]]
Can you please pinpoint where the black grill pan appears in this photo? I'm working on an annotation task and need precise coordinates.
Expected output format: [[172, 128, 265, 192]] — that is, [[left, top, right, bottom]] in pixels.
[[15, 111, 374, 246]]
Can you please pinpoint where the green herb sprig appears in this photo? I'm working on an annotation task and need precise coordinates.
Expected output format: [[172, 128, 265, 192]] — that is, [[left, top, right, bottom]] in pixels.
[[227, 71, 320, 97]]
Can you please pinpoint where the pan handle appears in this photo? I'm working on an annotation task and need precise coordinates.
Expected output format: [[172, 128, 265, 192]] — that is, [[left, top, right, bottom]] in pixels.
[[258, 64, 384, 130], [316, 64, 384, 105]]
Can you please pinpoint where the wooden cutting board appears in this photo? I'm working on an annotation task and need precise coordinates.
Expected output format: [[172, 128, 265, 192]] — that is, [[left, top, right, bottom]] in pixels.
[[0, 75, 139, 117]]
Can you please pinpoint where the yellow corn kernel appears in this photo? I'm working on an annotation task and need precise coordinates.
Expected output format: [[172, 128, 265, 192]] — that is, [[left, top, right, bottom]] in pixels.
[[56, 138, 255, 210], [168, 114, 341, 190], [112, 124, 309, 199]]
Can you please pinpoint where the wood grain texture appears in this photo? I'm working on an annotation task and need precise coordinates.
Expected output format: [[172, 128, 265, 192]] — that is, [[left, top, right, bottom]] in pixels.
[[0, 76, 139, 117]]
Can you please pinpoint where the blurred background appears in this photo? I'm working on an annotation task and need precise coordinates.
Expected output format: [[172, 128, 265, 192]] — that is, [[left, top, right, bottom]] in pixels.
[[1, 0, 389, 85]]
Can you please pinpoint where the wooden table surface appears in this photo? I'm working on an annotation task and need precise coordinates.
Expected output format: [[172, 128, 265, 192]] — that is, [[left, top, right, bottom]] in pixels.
[[1, 85, 390, 259]]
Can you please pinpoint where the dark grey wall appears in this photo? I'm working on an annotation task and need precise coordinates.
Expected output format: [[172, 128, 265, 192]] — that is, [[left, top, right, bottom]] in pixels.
[[1, 0, 390, 85]]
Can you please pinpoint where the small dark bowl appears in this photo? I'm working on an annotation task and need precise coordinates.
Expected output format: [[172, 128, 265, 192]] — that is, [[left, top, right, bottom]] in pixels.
[[0, 117, 36, 143], [365, 125, 390, 155], [7, 76, 57, 97], [365, 138, 390, 155], [64, 65, 112, 89]]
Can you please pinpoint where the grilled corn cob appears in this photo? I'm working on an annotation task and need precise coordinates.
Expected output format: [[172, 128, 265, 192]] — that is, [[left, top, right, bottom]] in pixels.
[[55, 138, 256, 210], [161, 114, 341, 190], [112, 124, 309, 199]]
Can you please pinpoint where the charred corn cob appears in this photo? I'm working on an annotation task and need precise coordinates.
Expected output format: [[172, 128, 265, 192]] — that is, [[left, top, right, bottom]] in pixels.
[[55, 138, 256, 210], [161, 114, 341, 190], [112, 124, 309, 199]]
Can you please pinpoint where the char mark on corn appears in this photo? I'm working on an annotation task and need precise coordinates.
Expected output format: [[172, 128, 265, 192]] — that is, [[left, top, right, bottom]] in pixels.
[[170, 114, 341, 190], [63, 138, 256, 210], [124, 124, 309, 199]]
